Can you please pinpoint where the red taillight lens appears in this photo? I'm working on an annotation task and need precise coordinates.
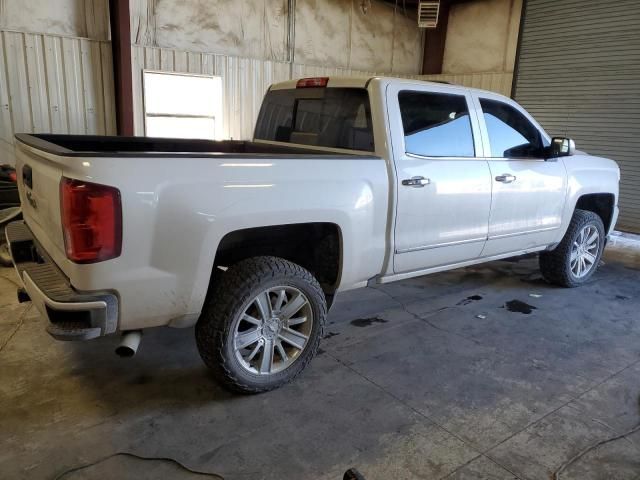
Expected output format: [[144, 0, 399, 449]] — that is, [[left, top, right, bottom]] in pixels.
[[60, 178, 122, 263], [9, 171, 17, 182], [296, 77, 329, 88]]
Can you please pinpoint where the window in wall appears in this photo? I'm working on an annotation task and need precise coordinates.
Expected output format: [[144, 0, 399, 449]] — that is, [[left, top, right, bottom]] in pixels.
[[398, 91, 475, 157], [143, 71, 223, 140], [479, 98, 545, 158]]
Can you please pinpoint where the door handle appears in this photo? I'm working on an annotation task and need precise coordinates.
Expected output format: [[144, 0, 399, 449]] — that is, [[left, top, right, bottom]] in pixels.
[[495, 174, 516, 183], [402, 176, 430, 187]]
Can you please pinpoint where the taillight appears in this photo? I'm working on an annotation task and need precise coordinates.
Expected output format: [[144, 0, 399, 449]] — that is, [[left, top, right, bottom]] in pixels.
[[296, 77, 329, 88], [60, 177, 122, 263]]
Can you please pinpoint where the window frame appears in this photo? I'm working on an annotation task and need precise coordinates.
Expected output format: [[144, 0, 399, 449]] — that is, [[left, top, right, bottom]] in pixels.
[[396, 89, 478, 159], [473, 93, 551, 161], [384, 84, 483, 162], [142, 70, 222, 140]]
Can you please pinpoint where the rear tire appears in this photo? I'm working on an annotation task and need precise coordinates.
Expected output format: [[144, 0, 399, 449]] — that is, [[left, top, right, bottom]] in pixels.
[[539, 209, 605, 287], [195, 256, 326, 394]]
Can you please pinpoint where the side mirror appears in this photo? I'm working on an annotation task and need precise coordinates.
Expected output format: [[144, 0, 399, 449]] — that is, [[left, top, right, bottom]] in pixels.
[[549, 137, 575, 158]]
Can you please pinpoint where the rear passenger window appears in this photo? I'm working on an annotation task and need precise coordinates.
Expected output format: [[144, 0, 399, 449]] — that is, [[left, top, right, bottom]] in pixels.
[[480, 98, 544, 158], [398, 91, 475, 157]]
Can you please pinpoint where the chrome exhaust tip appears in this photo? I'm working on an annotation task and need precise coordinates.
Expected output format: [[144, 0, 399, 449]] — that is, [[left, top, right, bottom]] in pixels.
[[115, 330, 142, 357]]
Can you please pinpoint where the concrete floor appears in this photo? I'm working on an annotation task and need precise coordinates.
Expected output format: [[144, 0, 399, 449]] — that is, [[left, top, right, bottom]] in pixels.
[[1, 242, 640, 480]]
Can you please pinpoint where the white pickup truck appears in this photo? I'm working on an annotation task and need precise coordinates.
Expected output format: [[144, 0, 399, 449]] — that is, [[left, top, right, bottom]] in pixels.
[[7, 76, 619, 393]]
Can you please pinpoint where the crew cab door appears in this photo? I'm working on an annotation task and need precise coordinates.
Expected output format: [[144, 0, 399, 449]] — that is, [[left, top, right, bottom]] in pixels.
[[388, 83, 492, 274], [472, 93, 567, 256]]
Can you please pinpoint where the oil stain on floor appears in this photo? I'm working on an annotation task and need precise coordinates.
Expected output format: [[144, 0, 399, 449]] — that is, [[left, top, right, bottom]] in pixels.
[[350, 317, 388, 327], [503, 299, 537, 314], [457, 295, 483, 306]]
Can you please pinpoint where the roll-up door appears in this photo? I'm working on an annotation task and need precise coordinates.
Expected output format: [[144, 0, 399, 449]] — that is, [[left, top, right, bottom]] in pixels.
[[513, 0, 640, 232]]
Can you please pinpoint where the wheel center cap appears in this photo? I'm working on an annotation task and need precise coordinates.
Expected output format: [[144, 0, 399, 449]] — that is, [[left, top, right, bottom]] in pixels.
[[263, 318, 280, 340]]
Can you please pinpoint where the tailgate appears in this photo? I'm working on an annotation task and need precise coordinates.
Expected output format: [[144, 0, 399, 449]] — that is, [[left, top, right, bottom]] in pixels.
[[14, 141, 66, 255]]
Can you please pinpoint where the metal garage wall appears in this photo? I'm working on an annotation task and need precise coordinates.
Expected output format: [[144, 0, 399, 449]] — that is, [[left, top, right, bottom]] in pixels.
[[513, 0, 640, 232], [0, 30, 116, 165], [131, 45, 378, 140]]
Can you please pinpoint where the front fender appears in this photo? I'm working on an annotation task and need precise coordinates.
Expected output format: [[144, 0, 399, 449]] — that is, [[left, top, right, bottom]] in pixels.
[[554, 154, 620, 243]]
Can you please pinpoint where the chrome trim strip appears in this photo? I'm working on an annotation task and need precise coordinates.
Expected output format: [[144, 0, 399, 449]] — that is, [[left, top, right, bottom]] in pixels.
[[405, 152, 479, 161], [395, 236, 487, 254], [488, 226, 559, 240], [396, 228, 559, 254]]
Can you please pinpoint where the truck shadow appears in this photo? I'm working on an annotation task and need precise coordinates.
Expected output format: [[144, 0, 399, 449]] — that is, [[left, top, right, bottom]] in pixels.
[[65, 327, 234, 410]]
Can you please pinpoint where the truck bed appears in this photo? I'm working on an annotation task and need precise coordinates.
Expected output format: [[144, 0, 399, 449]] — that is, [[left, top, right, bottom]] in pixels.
[[15, 134, 378, 159], [12, 130, 389, 332]]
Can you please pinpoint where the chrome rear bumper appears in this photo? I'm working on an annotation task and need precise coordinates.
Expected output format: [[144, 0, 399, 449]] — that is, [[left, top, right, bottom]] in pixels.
[[5, 221, 118, 340]]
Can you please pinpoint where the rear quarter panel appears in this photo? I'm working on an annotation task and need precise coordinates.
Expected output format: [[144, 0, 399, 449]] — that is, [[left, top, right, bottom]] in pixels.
[[59, 155, 389, 330]]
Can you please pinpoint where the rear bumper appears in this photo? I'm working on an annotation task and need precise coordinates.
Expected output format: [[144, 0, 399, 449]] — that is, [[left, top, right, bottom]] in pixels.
[[5, 221, 118, 340]]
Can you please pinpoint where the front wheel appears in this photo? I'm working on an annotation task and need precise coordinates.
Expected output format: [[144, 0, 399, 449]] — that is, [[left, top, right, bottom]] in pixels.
[[196, 256, 326, 393], [539, 209, 605, 287]]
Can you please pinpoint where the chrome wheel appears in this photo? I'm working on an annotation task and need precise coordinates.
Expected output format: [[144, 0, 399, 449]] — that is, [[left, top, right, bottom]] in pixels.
[[570, 225, 600, 278], [232, 286, 313, 375]]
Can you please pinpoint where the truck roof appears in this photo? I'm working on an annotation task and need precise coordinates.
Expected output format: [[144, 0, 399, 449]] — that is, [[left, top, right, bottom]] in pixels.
[[270, 75, 511, 102]]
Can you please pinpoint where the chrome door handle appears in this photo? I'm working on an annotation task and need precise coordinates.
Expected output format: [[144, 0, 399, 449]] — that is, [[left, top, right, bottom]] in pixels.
[[495, 174, 516, 183], [402, 176, 430, 187]]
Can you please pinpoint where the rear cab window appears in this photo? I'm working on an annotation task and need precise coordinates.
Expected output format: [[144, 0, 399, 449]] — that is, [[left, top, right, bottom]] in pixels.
[[398, 90, 475, 157], [254, 87, 375, 152]]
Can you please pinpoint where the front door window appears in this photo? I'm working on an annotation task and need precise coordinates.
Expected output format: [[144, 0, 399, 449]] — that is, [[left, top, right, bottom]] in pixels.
[[479, 98, 547, 159]]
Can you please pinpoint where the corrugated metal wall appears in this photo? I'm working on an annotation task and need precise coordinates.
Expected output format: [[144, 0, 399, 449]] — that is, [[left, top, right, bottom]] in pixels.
[[0, 30, 116, 165], [513, 0, 640, 232]]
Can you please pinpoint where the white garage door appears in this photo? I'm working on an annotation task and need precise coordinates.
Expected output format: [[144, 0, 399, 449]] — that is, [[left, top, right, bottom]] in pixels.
[[512, 0, 640, 232]]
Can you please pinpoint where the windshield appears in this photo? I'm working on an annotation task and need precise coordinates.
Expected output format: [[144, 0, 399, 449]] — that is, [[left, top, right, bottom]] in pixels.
[[254, 88, 375, 152]]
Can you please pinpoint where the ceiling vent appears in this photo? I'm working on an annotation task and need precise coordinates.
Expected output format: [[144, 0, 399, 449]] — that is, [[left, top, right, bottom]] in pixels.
[[418, 1, 440, 28]]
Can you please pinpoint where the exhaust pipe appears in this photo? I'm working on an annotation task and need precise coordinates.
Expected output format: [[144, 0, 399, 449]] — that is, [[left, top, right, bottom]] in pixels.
[[115, 330, 142, 357]]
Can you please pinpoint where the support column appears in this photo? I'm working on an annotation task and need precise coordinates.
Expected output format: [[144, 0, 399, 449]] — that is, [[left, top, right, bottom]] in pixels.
[[421, 0, 451, 75], [109, 0, 134, 135]]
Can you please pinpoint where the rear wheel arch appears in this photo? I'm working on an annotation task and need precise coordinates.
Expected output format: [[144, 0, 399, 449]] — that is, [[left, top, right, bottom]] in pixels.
[[211, 222, 343, 305]]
